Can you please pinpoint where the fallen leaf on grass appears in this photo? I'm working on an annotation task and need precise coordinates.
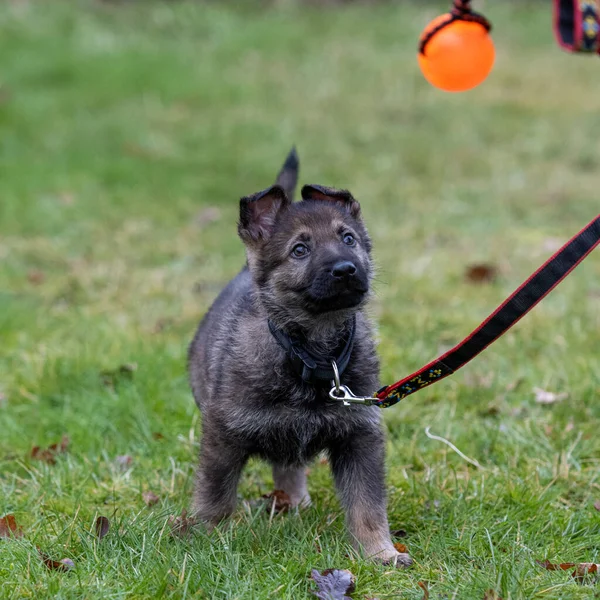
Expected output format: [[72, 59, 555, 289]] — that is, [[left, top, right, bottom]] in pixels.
[[534, 388, 568, 404], [31, 435, 70, 464], [95, 516, 110, 540], [536, 559, 576, 570], [142, 491, 160, 507], [311, 569, 355, 600], [483, 591, 503, 600], [393, 542, 408, 553], [101, 363, 137, 389], [0, 514, 23, 538], [537, 560, 599, 584], [114, 455, 133, 470], [27, 270, 45, 285], [168, 510, 197, 538], [465, 264, 498, 284], [262, 490, 292, 514], [594, 501, 600, 512], [418, 581, 429, 599], [38, 549, 75, 572]]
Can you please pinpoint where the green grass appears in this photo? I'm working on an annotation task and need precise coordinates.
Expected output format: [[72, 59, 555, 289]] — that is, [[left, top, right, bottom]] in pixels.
[[1, 1, 599, 598]]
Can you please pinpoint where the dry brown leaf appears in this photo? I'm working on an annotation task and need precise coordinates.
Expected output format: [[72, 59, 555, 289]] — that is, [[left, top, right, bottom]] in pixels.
[[537, 559, 600, 583], [594, 500, 600, 512], [394, 542, 408, 553], [418, 581, 429, 600], [114, 455, 133, 470], [533, 387, 568, 405], [537, 559, 576, 570], [152, 432, 165, 441], [483, 590, 503, 600], [38, 549, 75, 572], [311, 569, 355, 600], [572, 563, 599, 583], [168, 510, 197, 538], [95, 516, 110, 541], [142, 491, 160, 507], [262, 489, 292, 514], [465, 264, 498, 284], [31, 435, 70, 464], [27, 270, 45, 285], [0, 514, 23, 539]]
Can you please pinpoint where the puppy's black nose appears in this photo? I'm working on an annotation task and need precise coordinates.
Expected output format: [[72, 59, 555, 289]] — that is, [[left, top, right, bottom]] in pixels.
[[331, 261, 357, 278]]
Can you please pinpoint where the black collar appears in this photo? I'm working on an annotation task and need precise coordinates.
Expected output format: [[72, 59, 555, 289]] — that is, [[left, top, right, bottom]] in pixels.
[[268, 317, 356, 385]]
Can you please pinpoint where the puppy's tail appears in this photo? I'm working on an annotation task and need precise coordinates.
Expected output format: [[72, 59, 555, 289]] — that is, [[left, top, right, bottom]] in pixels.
[[275, 146, 299, 201]]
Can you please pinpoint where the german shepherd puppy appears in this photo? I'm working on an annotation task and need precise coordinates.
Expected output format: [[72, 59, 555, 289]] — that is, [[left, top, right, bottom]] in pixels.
[[188, 149, 411, 567]]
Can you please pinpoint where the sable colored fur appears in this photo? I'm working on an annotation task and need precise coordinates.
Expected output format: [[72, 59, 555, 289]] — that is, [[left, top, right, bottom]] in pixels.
[[188, 149, 411, 567]]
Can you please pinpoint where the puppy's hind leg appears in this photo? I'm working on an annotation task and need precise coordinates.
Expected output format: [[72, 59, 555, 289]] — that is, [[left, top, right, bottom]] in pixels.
[[272, 464, 311, 508]]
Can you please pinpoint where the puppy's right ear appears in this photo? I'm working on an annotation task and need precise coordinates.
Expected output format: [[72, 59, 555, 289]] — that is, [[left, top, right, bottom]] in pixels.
[[238, 185, 290, 245]]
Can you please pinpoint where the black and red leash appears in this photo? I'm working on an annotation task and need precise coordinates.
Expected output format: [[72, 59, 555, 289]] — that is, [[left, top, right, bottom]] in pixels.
[[330, 214, 600, 408]]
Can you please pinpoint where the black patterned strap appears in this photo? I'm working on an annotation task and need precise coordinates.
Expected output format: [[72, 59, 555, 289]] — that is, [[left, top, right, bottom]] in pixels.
[[375, 215, 600, 408], [554, 0, 600, 53]]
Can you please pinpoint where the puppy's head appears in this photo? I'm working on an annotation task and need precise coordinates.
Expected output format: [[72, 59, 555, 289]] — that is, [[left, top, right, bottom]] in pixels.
[[238, 183, 373, 329]]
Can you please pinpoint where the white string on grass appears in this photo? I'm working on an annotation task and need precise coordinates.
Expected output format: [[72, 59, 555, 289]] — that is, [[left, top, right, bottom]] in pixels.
[[424, 427, 484, 470]]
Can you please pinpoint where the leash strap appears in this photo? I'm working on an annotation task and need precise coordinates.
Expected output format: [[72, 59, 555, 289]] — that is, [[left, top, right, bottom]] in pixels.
[[554, 0, 600, 53], [374, 214, 600, 408]]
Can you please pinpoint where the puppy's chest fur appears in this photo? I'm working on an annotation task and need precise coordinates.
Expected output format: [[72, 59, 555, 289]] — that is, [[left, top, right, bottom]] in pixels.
[[221, 379, 381, 466], [209, 329, 381, 466]]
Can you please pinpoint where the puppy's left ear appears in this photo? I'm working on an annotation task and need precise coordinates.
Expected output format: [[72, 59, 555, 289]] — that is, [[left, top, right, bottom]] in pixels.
[[238, 185, 291, 245], [301, 184, 361, 219]]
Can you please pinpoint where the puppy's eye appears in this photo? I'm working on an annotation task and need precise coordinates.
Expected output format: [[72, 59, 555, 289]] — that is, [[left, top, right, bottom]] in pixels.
[[343, 233, 356, 246], [291, 243, 310, 258]]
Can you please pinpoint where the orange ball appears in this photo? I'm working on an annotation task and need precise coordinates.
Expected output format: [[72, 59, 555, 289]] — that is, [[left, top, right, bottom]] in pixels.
[[418, 15, 495, 92]]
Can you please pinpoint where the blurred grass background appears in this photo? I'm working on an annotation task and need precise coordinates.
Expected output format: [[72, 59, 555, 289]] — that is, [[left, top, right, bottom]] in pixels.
[[1, 1, 599, 598]]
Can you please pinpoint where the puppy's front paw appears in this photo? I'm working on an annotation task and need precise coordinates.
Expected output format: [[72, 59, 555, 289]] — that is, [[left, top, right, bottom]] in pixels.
[[370, 548, 413, 568], [386, 551, 413, 568]]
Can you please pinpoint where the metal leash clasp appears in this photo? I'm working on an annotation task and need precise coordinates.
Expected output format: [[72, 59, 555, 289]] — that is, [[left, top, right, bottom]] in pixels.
[[329, 360, 374, 406]]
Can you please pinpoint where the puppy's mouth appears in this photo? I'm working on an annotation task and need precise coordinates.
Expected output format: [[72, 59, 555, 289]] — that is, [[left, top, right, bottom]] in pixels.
[[304, 287, 368, 314]]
